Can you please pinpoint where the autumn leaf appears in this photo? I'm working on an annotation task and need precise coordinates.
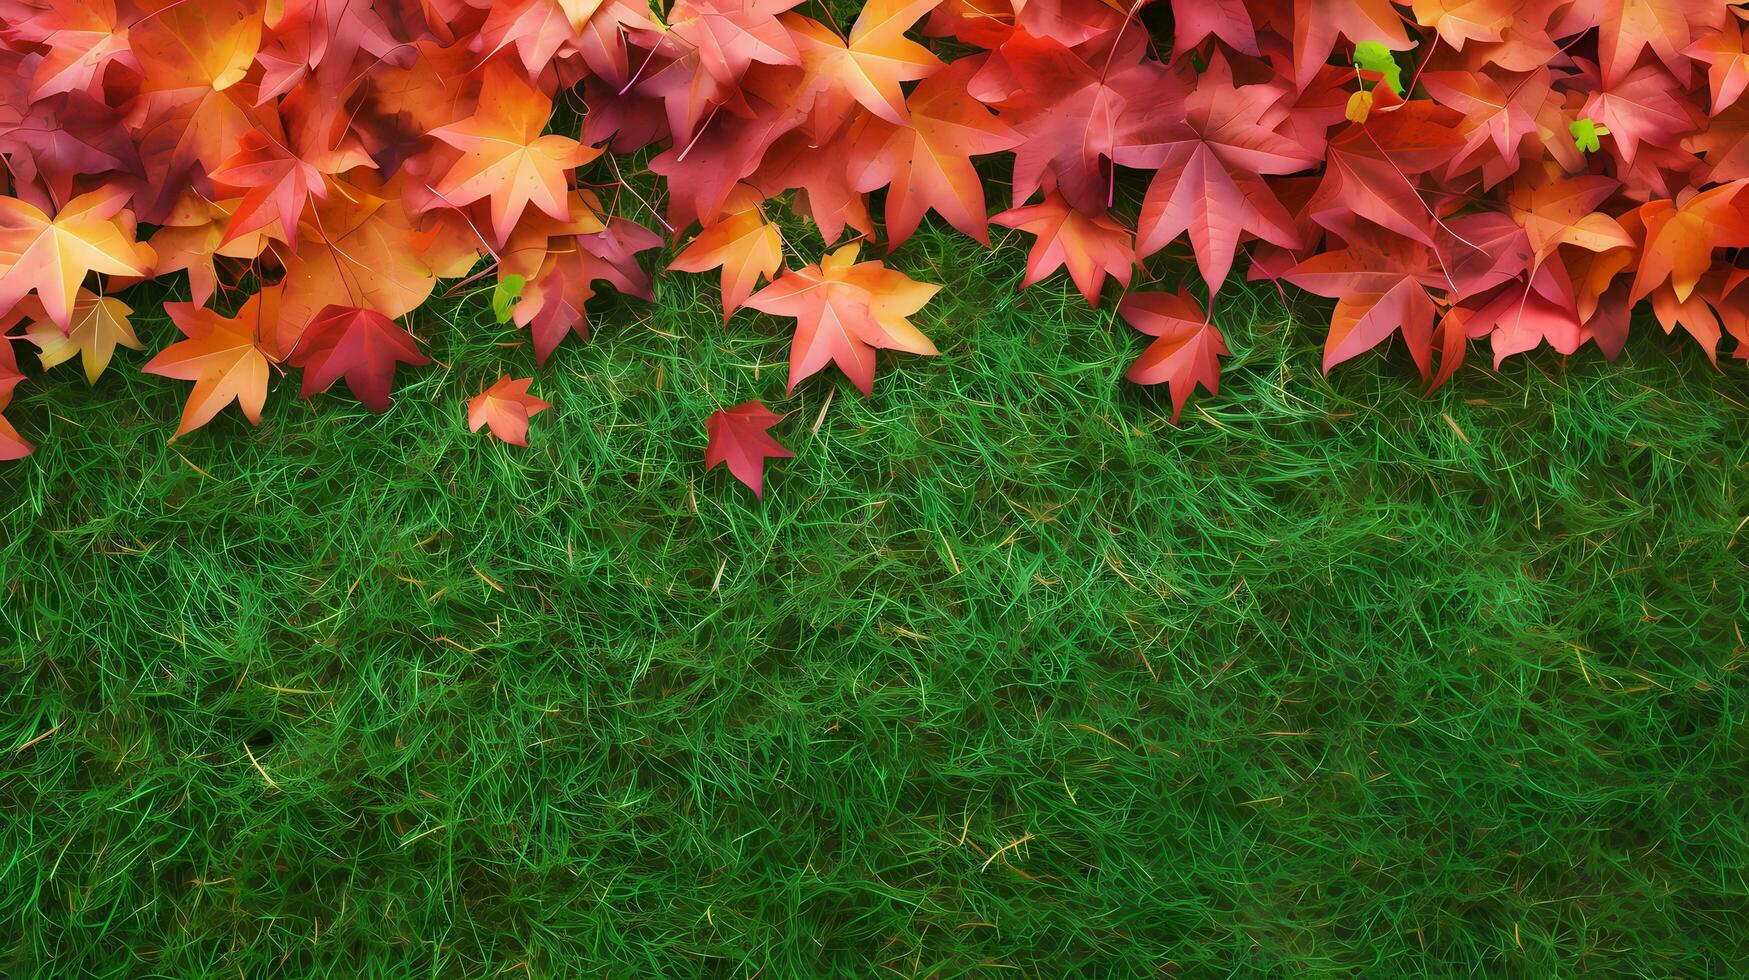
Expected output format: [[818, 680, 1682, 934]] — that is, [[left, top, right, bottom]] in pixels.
[[428, 62, 603, 244], [667, 0, 802, 88], [1118, 290, 1229, 422], [1630, 180, 1749, 304], [0, 338, 30, 459], [745, 243, 940, 395], [0, 187, 153, 330], [783, 0, 943, 125], [26, 290, 143, 383], [992, 192, 1136, 307], [705, 400, 794, 497], [669, 188, 784, 321], [468, 375, 552, 446], [846, 59, 1020, 246], [143, 290, 279, 437], [969, 30, 1183, 214], [289, 306, 430, 412], [15, 0, 138, 101], [1116, 54, 1315, 294], [210, 129, 343, 249]]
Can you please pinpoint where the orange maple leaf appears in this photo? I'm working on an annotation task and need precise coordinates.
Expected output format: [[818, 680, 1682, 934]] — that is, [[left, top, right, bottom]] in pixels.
[[142, 289, 280, 437], [783, 0, 943, 125], [669, 187, 784, 321], [25, 290, 143, 384], [745, 243, 939, 395], [991, 192, 1135, 307], [429, 63, 603, 245], [468, 375, 553, 446], [0, 187, 153, 330]]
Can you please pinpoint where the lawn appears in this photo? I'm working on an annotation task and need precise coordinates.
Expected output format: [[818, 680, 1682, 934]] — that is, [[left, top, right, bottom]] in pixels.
[[1, 222, 1747, 975]]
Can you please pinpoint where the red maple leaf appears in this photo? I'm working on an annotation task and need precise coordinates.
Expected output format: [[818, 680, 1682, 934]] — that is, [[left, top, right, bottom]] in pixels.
[[289, 305, 431, 411], [705, 400, 794, 497]]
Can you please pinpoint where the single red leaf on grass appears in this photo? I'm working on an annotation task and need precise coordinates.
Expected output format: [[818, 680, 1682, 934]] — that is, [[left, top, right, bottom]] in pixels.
[[1119, 290, 1229, 423], [468, 375, 552, 446], [705, 400, 793, 497], [290, 305, 430, 412]]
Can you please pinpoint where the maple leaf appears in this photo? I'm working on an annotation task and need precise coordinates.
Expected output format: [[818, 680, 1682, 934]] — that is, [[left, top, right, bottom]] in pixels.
[[648, 75, 807, 229], [15, 0, 139, 101], [1307, 87, 1467, 246], [1115, 55, 1316, 293], [512, 215, 663, 363], [783, 0, 943, 125], [969, 30, 1185, 213], [668, 0, 803, 88], [1557, 0, 1726, 88], [753, 128, 876, 244], [669, 189, 784, 321], [209, 130, 338, 249], [1507, 169, 1635, 268], [0, 188, 154, 330], [745, 243, 940, 394], [289, 306, 430, 412], [991, 192, 1136, 307], [468, 376, 552, 446], [126, 0, 266, 213], [25, 290, 143, 384], [1580, 61, 1696, 167], [1630, 180, 1749, 303], [705, 400, 794, 497], [0, 337, 29, 460], [1410, 0, 1512, 50], [0, 93, 145, 213], [1421, 68, 1544, 185], [1169, 0, 1259, 56], [1284, 0, 1412, 91], [1118, 290, 1229, 422], [1285, 227, 1450, 377], [276, 178, 479, 360], [847, 60, 1020, 246], [143, 291, 279, 437], [428, 63, 602, 245], [1687, 26, 1749, 115]]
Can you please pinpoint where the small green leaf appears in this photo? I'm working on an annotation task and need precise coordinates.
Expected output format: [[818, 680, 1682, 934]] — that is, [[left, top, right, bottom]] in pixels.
[[1353, 41, 1403, 96], [492, 274, 525, 324], [1570, 118, 1609, 154]]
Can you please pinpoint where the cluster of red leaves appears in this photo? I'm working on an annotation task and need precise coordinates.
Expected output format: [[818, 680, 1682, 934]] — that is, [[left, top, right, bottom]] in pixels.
[[1, 0, 1747, 494]]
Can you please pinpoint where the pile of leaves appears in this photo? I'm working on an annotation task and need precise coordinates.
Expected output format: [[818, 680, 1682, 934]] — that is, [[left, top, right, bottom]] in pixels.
[[1, 0, 1747, 493]]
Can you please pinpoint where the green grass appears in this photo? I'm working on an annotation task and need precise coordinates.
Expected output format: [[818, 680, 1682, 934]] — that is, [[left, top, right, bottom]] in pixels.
[[1, 219, 1748, 976]]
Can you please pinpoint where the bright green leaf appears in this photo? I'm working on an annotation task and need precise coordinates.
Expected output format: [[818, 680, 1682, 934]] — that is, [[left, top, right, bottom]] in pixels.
[[1353, 42, 1403, 96], [1570, 118, 1609, 154], [492, 274, 525, 324]]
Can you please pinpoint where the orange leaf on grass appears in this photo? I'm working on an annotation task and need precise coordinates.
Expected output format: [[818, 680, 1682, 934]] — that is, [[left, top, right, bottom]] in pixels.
[[669, 187, 784, 322], [745, 243, 939, 395], [468, 375, 552, 446], [143, 289, 280, 438]]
